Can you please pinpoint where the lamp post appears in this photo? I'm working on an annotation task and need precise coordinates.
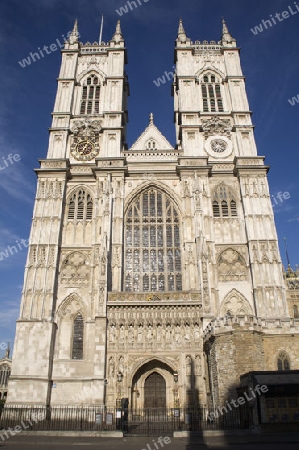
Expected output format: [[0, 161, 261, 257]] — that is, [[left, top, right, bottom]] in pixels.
[[116, 372, 123, 431], [116, 372, 123, 408], [173, 372, 180, 408]]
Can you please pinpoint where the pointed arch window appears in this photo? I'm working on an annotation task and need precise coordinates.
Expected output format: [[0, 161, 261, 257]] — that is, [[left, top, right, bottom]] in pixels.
[[212, 184, 238, 218], [67, 190, 93, 221], [80, 75, 101, 115], [294, 305, 299, 318], [201, 73, 224, 112], [72, 314, 84, 360], [277, 352, 290, 371], [124, 188, 182, 292]]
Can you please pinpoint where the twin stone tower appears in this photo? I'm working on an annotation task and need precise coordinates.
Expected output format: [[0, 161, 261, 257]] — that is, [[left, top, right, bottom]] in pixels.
[[7, 19, 299, 410]]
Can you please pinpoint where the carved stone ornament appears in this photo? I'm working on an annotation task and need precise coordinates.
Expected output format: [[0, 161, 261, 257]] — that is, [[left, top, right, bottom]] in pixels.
[[201, 117, 232, 138], [70, 117, 102, 136], [218, 249, 247, 282], [60, 251, 90, 285]]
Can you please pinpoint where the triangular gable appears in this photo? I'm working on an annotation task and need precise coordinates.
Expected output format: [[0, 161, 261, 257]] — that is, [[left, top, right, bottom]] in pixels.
[[130, 119, 173, 151]]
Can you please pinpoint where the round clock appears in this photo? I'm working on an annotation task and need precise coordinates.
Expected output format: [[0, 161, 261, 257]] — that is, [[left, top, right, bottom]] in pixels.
[[71, 139, 98, 161], [211, 139, 227, 153], [204, 135, 233, 159]]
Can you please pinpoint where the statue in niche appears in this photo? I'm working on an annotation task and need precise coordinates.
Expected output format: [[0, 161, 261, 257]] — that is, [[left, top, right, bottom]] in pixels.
[[174, 325, 181, 343], [101, 255, 106, 275], [166, 324, 171, 341], [109, 324, 116, 342], [128, 325, 134, 343], [194, 324, 200, 340], [147, 324, 153, 341], [119, 356, 124, 374], [119, 325, 125, 342], [109, 357, 115, 377], [137, 324, 143, 343], [184, 324, 190, 342], [195, 355, 201, 375], [157, 324, 162, 343]]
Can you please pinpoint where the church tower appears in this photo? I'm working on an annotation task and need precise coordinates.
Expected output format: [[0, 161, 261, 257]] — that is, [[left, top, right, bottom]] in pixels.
[[8, 20, 129, 405], [8, 19, 298, 410]]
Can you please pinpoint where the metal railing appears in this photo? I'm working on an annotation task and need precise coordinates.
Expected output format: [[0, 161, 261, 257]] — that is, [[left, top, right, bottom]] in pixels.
[[0, 404, 252, 435]]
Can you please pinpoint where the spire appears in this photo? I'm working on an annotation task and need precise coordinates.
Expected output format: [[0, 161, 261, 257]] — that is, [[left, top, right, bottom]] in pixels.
[[177, 18, 187, 43], [149, 112, 154, 125], [73, 18, 78, 35], [221, 18, 236, 44], [68, 18, 79, 45], [112, 20, 124, 43]]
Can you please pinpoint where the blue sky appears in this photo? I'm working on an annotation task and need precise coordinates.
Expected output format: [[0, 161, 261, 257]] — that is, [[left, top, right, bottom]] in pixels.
[[0, 0, 299, 356]]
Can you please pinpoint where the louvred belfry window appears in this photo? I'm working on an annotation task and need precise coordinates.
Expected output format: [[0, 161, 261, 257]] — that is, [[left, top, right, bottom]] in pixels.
[[80, 75, 101, 115], [212, 184, 238, 218], [67, 190, 93, 221], [201, 73, 224, 112], [124, 188, 182, 292]]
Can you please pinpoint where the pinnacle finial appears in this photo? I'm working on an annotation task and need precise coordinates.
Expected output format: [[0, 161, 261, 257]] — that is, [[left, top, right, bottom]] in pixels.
[[112, 19, 123, 42], [178, 18, 186, 36], [222, 17, 229, 35], [116, 20, 122, 35], [221, 17, 236, 43], [149, 112, 154, 124], [68, 18, 79, 45], [177, 18, 188, 44]]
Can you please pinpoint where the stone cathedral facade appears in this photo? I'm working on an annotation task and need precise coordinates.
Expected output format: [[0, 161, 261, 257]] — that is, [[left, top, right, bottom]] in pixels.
[[7, 19, 299, 410]]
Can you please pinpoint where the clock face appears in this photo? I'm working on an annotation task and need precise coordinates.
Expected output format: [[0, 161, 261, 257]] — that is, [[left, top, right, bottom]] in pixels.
[[211, 139, 227, 153], [71, 139, 99, 161]]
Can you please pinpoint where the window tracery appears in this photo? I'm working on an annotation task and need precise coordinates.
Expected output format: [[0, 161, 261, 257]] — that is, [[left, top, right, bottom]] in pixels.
[[124, 188, 182, 292], [67, 189, 93, 222], [277, 351, 290, 371], [80, 75, 101, 115], [201, 73, 224, 112]]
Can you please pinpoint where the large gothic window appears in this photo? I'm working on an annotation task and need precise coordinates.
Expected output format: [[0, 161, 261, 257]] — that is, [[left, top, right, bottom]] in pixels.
[[124, 188, 182, 292], [72, 313, 84, 360], [67, 190, 93, 222], [80, 75, 101, 115], [201, 73, 224, 112], [212, 184, 238, 218]]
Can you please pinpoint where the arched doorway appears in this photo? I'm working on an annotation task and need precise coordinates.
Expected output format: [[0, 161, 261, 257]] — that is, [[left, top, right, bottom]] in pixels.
[[144, 372, 166, 408]]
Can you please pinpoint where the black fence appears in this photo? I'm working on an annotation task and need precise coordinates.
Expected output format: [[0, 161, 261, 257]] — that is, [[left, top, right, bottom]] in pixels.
[[0, 405, 252, 436]]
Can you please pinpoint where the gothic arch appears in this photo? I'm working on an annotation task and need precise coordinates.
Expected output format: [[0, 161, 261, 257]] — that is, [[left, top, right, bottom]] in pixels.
[[55, 294, 86, 360], [76, 68, 106, 84], [130, 356, 177, 383], [220, 289, 253, 317], [124, 184, 183, 292], [124, 181, 183, 217], [196, 66, 226, 81], [217, 248, 247, 282], [277, 350, 291, 371], [57, 293, 86, 320], [66, 185, 95, 202]]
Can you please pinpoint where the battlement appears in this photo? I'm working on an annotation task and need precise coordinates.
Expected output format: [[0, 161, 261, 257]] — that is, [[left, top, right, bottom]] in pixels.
[[203, 314, 299, 342]]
